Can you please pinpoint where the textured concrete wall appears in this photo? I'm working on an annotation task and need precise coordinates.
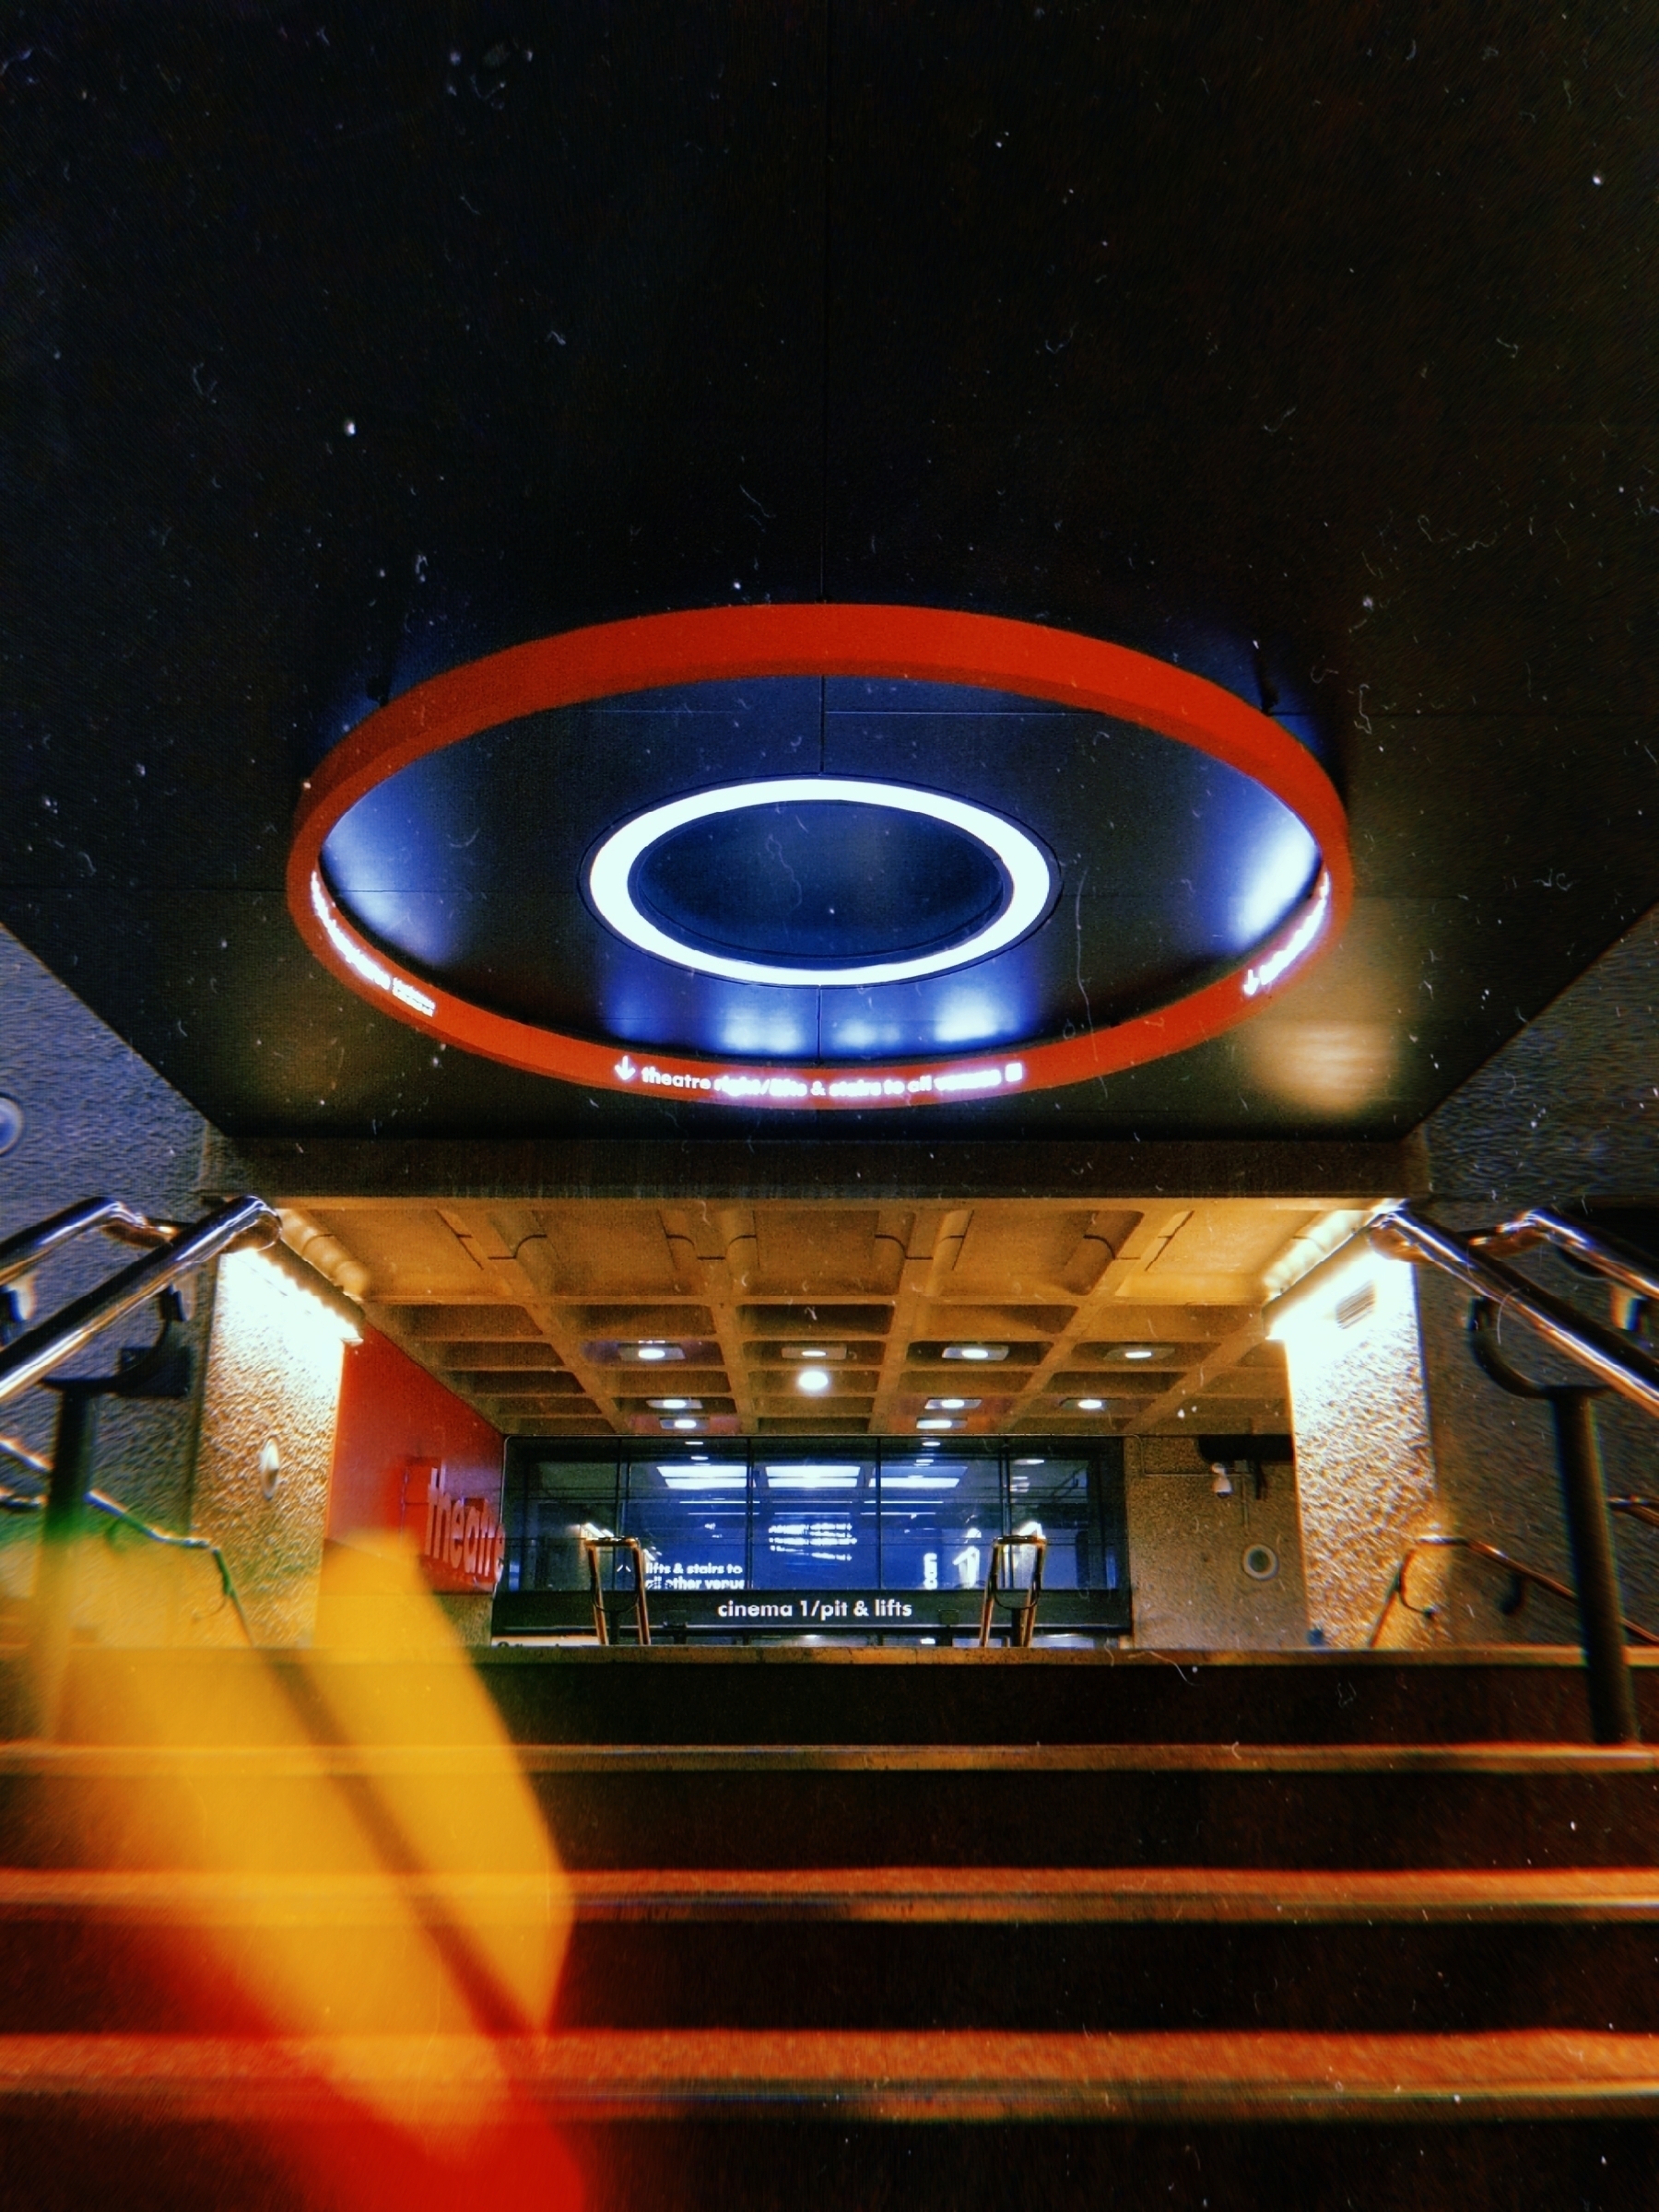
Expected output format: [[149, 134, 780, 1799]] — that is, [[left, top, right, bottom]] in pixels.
[[1418, 899, 1659, 1645], [191, 1249, 351, 1646], [1428, 903, 1659, 1209], [1275, 1247, 1440, 1647], [1124, 1436, 1310, 1650], [0, 922, 210, 1523]]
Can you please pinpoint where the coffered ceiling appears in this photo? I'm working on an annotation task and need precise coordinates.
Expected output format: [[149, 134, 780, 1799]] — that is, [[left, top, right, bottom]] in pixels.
[[277, 1194, 1365, 1440]]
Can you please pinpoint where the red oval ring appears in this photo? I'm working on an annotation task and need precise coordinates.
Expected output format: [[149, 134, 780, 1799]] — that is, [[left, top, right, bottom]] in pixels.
[[288, 603, 1352, 1109]]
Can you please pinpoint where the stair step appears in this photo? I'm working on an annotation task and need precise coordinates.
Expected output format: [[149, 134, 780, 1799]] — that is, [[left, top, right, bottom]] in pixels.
[[5, 1864, 1659, 1925], [0, 2028, 1654, 2122], [3, 1738, 1655, 1775], [12, 1647, 1659, 1749], [5, 1740, 1656, 1872]]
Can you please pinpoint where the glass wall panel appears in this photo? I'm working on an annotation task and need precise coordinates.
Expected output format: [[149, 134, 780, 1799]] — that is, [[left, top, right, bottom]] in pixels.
[[878, 1451, 1004, 1594], [1006, 1454, 1093, 1589], [751, 1453, 878, 1589], [621, 1455, 750, 1594], [508, 1455, 618, 1592], [498, 1438, 1131, 1631]]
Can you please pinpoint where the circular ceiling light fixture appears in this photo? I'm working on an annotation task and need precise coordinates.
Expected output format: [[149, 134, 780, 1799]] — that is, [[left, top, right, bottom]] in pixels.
[[289, 604, 1351, 1109], [795, 1367, 832, 1395], [586, 777, 1053, 988]]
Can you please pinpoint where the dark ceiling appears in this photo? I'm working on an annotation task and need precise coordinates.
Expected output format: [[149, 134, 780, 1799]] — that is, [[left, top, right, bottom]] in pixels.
[[3, 3, 1655, 1143]]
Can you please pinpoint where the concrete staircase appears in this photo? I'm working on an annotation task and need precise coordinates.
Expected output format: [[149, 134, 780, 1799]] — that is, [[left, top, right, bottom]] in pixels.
[[0, 1648, 1656, 2208]]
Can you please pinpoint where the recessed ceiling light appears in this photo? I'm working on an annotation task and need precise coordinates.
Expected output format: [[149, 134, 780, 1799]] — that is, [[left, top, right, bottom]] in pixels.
[[926, 1397, 979, 1412], [663, 1417, 702, 1431], [942, 1344, 1007, 1362], [782, 1344, 847, 1361], [648, 1397, 702, 1411], [1070, 1397, 1107, 1413], [623, 1341, 686, 1363], [917, 1417, 957, 1430], [796, 1367, 832, 1395], [1108, 1345, 1171, 1363]]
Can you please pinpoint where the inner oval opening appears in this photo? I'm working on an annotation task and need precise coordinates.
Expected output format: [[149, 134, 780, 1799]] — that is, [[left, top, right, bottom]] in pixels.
[[630, 799, 1010, 967]]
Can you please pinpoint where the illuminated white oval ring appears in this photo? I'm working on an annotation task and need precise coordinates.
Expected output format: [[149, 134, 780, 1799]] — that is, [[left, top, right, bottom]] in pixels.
[[587, 776, 1056, 989]]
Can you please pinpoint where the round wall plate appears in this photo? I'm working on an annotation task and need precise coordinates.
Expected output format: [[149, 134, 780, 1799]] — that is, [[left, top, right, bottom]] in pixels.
[[288, 604, 1351, 1110], [1241, 1542, 1280, 1582]]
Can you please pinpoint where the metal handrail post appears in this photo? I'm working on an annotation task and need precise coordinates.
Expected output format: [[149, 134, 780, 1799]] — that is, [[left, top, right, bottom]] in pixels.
[[1548, 1386, 1639, 1744], [1465, 1299, 1639, 1745], [24, 1382, 100, 1738]]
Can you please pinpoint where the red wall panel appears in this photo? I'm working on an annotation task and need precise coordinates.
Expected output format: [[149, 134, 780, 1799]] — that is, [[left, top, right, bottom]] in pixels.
[[328, 1324, 505, 1593]]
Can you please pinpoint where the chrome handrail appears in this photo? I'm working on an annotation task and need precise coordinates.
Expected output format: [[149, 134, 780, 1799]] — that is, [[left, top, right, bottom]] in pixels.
[[1471, 1207, 1659, 1308], [1370, 1206, 1659, 1420], [0, 1194, 279, 1406], [1370, 1532, 1659, 1652], [0, 1196, 176, 1291]]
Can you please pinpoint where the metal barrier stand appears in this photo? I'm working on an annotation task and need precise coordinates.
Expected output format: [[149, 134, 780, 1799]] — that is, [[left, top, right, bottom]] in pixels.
[[978, 1534, 1047, 1649], [581, 1534, 652, 1646]]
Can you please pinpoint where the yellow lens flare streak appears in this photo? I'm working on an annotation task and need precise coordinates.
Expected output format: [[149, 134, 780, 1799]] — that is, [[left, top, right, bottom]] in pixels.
[[24, 1530, 576, 2197]]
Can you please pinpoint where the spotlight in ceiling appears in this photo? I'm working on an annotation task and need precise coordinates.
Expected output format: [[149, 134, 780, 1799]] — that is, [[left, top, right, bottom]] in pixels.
[[917, 1417, 957, 1431], [1107, 1344, 1171, 1363], [623, 1341, 685, 1364], [663, 1417, 703, 1432], [942, 1344, 1007, 1363], [782, 1344, 847, 1361], [1070, 1397, 1108, 1413], [795, 1367, 832, 1395], [925, 1397, 979, 1412], [648, 1396, 702, 1412]]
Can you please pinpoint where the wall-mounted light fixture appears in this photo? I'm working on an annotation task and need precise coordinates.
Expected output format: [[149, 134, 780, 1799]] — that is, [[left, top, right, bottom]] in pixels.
[[223, 1246, 361, 1350]]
